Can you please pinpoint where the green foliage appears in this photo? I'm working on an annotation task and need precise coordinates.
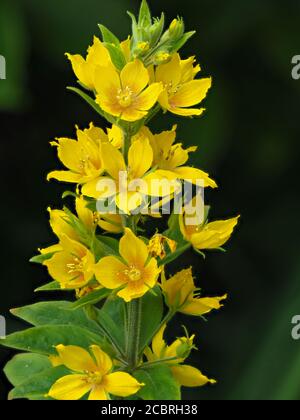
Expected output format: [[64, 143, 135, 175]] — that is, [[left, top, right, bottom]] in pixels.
[[10, 301, 101, 333], [134, 365, 181, 400], [8, 366, 70, 400], [70, 289, 111, 310], [4, 353, 52, 387], [30, 252, 54, 265], [0, 325, 104, 355]]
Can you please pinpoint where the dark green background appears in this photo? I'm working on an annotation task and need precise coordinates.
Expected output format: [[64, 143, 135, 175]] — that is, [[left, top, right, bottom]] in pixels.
[[1, 0, 300, 400]]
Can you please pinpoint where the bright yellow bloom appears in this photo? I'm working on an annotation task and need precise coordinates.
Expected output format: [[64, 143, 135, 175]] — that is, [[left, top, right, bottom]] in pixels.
[[180, 211, 240, 251], [155, 53, 211, 117], [94, 59, 163, 122], [148, 234, 177, 259], [82, 136, 178, 214], [145, 325, 215, 388], [47, 124, 104, 186], [40, 196, 123, 254], [94, 228, 161, 302], [140, 125, 217, 188], [43, 235, 95, 289], [76, 195, 123, 234], [66, 36, 112, 91], [161, 268, 226, 316], [48, 345, 143, 400]]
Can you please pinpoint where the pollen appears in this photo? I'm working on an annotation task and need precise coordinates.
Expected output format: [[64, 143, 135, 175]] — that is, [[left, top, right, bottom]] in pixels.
[[124, 265, 142, 282], [66, 257, 83, 274], [117, 86, 134, 108]]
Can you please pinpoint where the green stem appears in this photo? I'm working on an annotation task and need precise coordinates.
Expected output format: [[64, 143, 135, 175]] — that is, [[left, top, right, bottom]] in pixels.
[[139, 308, 175, 358], [126, 298, 142, 369]]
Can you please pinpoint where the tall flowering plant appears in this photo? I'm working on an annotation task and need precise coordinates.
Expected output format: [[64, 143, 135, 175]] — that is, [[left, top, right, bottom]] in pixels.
[[1, 1, 239, 400]]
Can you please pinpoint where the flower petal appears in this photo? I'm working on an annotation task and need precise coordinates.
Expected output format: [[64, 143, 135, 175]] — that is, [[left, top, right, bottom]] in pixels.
[[94, 256, 128, 289], [171, 365, 216, 387], [90, 345, 113, 374], [171, 78, 212, 108], [48, 374, 91, 400], [152, 324, 167, 358], [88, 385, 108, 400], [172, 167, 217, 188], [55, 345, 97, 372], [94, 65, 120, 100], [120, 59, 149, 94], [119, 228, 148, 266], [135, 83, 163, 111], [101, 142, 126, 180], [128, 138, 153, 179], [182, 295, 227, 316], [168, 107, 205, 117], [47, 171, 82, 184], [104, 372, 143, 397], [156, 54, 181, 87]]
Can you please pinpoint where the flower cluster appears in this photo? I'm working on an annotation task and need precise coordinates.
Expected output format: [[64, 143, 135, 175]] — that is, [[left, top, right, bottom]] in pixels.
[[1, 1, 239, 401]]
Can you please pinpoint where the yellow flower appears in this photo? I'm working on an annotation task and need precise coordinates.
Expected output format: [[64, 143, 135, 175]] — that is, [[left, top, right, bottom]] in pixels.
[[47, 124, 104, 186], [43, 235, 95, 289], [48, 345, 143, 400], [82, 136, 178, 214], [145, 325, 215, 388], [94, 59, 163, 122], [140, 125, 217, 188], [66, 36, 112, 91], [161, 268, 227, 316], [76, 195, 123, 234], [40, 196, 123, 254], [155, 53, 211, 117], [180, 211, 240, 251], [148, 234, 177, 259], [94, 228, 161, 302]]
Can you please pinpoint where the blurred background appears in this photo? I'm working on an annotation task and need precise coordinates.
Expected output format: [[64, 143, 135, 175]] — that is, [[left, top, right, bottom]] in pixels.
[[1, 0, 300, 400]]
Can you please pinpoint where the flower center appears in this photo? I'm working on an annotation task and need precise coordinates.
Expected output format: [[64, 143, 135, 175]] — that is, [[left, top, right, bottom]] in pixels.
[[124, 265, 142, 282], [85, 371, 103, 385], [66, 257, 83, 274], [117, 86, 134, 108]]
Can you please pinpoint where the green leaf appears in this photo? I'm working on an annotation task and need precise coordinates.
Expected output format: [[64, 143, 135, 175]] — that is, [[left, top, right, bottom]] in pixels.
[[98, 296, 126, 353], [35, 281, 62, 292], [104, 43, 126, 71], [0, 325, 104, 355], [30, 252, 54, 265], [139, 0, 152, 27], [172, 31, 196, 53], [159, 242, 191, 267], [67, 86, 104, 115], [70, 289, 111, 310], [10, 301, 100, 333], [8, 366, 70, 400], [92, 235, 120, 260], [4, 353, 52, 387], [62, 190, 77, 200], [134, 365, 181, 400], [165, 212, 184, 243], [98, 24, 120, 45], [139, 287, 163, 352]]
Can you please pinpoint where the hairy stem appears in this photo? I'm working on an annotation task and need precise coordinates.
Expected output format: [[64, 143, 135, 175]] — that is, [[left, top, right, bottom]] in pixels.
[[126, 298, 142, 369]]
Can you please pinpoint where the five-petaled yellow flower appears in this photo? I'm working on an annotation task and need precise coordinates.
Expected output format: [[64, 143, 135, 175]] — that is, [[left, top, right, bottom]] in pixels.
[[82, 136, 178, 214], [66, 36, 112, 91], [154, 53, 211, 117], [94, 59, 163, 122], [161, 267, 227, 315], [180, 211, 240, 251], [47, 123, 104, 186], [48, 344, 143, 400], [44, 235, 95, 289], [145, 325, 216, 388], [139, 125, 217, 188], [94, 228, 161, 302]]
